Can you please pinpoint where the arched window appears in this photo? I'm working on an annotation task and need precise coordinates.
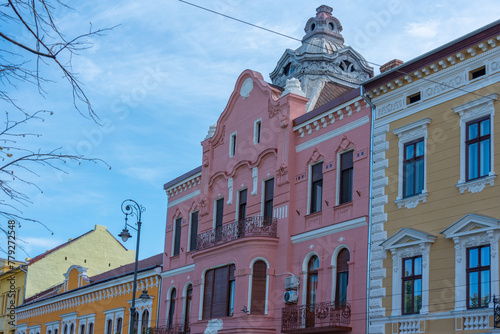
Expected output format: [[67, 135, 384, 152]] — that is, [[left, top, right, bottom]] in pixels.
[[251, 260, 267, 314], [306, 255, 319, 328], [87, 323, 93, 334], [132, 312, 139, 334], [80, 325, 85, 334], [63, 325, 68, 334], [168, 288, 176, 328], [69, 324, 74, 334], [115, 318, 122, 334], [184, 285, 193, 332], [55, 329, 59, 334], [336, 249, 350, 307], [106, 319, 113, 334], [141, 310, 149, 334]]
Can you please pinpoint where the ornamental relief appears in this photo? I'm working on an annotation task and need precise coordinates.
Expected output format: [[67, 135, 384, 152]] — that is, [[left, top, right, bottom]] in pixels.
[[376, 98, 405, 119], [457, 102, 493, 122], [422, 74, 464, 99]]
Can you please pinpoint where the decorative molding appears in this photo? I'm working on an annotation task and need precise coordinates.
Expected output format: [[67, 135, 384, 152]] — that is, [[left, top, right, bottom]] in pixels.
[[291, 217, 366, 244], [395, 192, 428, 209], [166, 173, 202, 198], [276, 163, 289, 186], [161, 264, 195, 278], [456, 175, 496, 194], [167, 190, 201, 209]]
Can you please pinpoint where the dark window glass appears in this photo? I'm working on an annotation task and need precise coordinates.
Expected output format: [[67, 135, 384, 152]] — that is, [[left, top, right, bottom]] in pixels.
[[336, 249, 350, 307], [467, 245, 490, 308], [402, 256, 422, 314], [408, 92, 421, 104], [466, 117, 490, 181], [190, 212, 198, 251], [168, 288, 176, 328], [264, 179, 274, 221], [70, 324, 74, 334], [255, 121, 261, 144], [470, 67, 486, 80], [215, 198, 224, 241], [230, 134, 236, 156], [173, 217, 182, 256], [310, 163, 323, 213], [251, 261, 267, 314], [80, 325, 85, 334], [132, 312, 138, 334], [403, 139, 425, 198], [141, 310, 149, 334], [340, 151, 353, 204], [106, 320, 112, 334], [203, 264, 236, 319], [115, 319, 121, 334], [238, 189, 247, 221]]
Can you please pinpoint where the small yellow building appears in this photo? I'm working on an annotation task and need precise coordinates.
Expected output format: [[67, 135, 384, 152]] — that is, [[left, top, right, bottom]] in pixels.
[[24, 225, 135, 300], [16, 254, 162, 334], [0, 260, 26, 334]]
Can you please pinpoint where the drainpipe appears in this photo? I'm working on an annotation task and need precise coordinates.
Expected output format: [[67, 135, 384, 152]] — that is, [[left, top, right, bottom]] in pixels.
[[362, 87, 376, 334], [155, 271, 162, 329], [19, 264, 28, 304]]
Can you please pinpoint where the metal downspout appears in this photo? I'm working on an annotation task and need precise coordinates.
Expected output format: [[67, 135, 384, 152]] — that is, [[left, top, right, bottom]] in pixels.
[[362, 87, 376, 334]]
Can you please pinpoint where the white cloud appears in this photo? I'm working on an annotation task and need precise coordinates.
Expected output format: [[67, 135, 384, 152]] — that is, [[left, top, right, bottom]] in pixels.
[[405, 21, 440, 39]]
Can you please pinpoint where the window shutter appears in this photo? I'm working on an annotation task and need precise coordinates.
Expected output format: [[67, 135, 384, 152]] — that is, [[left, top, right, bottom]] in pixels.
[[251, 261, 267, 314], [203, 270, 214, 319], [212, 266, 230, 317]]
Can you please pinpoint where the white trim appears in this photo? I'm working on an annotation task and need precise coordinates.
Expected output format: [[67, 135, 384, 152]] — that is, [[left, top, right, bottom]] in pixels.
[[161, 264, 195, 278], [251, 167, 258, 196], [229, 131, 237, 157], [301, 252, 320, 306], [336, 148, 354, 206], [187, 211, 198, 252], [253, 118, 262, 145], [227, 178, 233, 205], [291, 217, 367, 244], [296, 115, 370, 152], [167, 189, 201, 208], [454, 93, 497, 192], [235, 188, 248, 221], [181, 281, 193, 328], [442, 214, 500, 311], [392, 118, 431, 209], [165, 285, 177, 327], [247, 257, 270, 315], [171, 216, 182, 256], [331, 244, 350, 304], [261, 177, 274, 217], [213, 196, 224, 229]]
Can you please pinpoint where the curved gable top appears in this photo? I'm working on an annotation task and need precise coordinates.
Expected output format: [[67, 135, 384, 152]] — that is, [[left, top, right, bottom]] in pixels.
[[63, 265, 88, 279], [206, 69, 279, 145], [441, 214, 500, 239], [381, 228, 436, 250]]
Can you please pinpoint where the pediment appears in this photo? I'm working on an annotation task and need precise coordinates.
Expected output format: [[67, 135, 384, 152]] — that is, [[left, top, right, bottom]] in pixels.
[[441, 214, 500, 239], [381, 228, 436, 251]]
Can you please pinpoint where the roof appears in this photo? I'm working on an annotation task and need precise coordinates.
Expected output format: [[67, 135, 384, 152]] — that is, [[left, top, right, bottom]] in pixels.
[[294, 86, 362, 126], [314, 81, 355, 110], [22, 253, 163, 306], [363, 19, 500, 90], [163, 166, 202, 190], [27, 226, 128, 265]]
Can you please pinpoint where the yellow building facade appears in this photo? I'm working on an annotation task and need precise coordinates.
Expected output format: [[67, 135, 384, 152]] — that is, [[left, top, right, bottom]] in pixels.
[[366, 22, 500, 333], [25, 225, 135, 300], [0, 260, 26, 334], [16, 254, 162, 334]]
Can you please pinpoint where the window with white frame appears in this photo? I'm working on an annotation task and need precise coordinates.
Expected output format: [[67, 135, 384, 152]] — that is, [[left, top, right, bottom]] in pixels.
[[453, 93, 497, 194], [381, 228, 436, 316], [229, 131, 237, 157], [254, 119, 262, 144], [103, 308, 124, 334], [45, 322, 59, 334], [249, 259, 268, 315], [339, 151, 353, 204], [309, 162, 323, 213], [441, 214, 500, 311], [77, 315, 94, 334], [188, 211, 198, 252], [172, 217, 182, 256], [392, 118, 431, 209]]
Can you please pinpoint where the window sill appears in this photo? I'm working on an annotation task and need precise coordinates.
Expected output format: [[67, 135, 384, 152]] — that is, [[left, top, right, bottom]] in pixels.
[[395, 192, 428, 209], [456, 175, 496, 194]]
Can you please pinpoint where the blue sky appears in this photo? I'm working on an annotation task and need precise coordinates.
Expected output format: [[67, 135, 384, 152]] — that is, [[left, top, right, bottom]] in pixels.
[[2, 0, 499, 262]]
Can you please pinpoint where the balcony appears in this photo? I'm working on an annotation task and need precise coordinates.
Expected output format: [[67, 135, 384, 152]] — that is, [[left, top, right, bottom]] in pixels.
[[148, 325, 189, 334], [281, 302, 351, 333], [196, 216, 277, 251]]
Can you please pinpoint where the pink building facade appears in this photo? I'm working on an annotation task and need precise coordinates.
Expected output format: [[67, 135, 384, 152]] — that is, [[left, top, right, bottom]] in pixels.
[[158, 6, 373, 334]]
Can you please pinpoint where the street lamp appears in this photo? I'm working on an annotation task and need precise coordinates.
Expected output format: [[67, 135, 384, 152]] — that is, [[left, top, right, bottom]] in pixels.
[[119, 199, 150, 334]]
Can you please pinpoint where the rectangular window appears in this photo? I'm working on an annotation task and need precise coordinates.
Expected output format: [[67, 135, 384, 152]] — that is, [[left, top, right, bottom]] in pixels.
[[215, 198, 224, 241], [339, 151, 353, 204], [203, 264, 236, 319], [466, 117, 490, 181], [402, 256, 422, 314], [469, 66, 486, 80], [230, 132, 237, 157], [403, 139, 425, 197], [173, 217, 182, 256], [238, 189, 247, 221], [467, 245, 490, 308], [407, 92, 421, 105], [310, 163, 323, 213], [189, 211, 198, 252], [264, 178, 274, 220], [254, 120, 262, 144]]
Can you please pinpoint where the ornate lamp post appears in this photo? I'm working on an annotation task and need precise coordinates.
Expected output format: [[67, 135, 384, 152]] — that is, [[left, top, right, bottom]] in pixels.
[[119, 199, 150, 334]]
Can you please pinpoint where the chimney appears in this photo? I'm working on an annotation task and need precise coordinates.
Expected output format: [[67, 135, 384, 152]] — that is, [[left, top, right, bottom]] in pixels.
[[380, 59, 404, 73]]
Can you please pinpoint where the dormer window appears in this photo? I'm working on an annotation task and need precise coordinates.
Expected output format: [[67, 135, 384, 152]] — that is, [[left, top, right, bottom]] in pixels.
[[340, 60, 354, 73], [329, 22, 334, 30], [407, 92, 421, 105], [283, 63, 294, 76], [311, 23, 316, 31]]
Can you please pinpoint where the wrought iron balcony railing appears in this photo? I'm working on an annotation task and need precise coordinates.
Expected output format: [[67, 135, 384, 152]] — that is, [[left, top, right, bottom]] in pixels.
[[196, 216, 277, 251], [281, 302, 351, 333], [494, 295, 500, 328], [148, 324, 189, 334]]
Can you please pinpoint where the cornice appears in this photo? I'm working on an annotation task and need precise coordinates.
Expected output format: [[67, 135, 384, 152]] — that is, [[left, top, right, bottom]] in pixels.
[[165, 173, 201, 198], [366, 35, 500, 100]]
